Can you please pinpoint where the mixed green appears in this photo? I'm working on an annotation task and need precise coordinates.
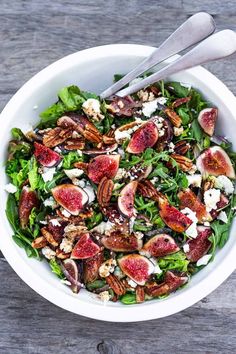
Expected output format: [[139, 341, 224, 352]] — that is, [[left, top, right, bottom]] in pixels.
[[5, 76, 236, 304]]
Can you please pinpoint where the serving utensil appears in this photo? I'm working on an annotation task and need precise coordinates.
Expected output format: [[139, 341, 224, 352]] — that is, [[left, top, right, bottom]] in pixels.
[[100, 12, 215, 99]]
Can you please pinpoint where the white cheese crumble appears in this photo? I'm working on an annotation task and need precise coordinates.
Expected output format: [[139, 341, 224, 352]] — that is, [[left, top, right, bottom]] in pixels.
[[142, 98, 167, 117], [114, 124, 140, 142], [187, 174, 202, 188], [183, 243, 190, 253], [77, 149, 83, 157], [41, 167, 56, 182], [84, 183, 95, 203], [168, 142, 175, 153], [150, 176, 159, 185], [82, 98, 104, 121], [217, 211, 228, 223], [181, 207, 198, 239], [99, 259, 117, 278], [64, 168, 84, 179], [215, 175, 234, 195], [98, 291, 110, 302], [60, 237, 73, 253], [5, 183, 17, 193], [173, 126, 184, 136], [196, 254, 212, 267], [91, 221, 115, 235], [42, 246, 56, 260], [114, 266, 125, 279], [76, 178, 86, 188], [54, 146, 62, 153], [127, 278, 137, 288], [49, 219, 61, 227], [204, 188, 221, 212], [43, 197, 57, 208], [114, 168, 127, 180], [61, 208, 71, 218], [117, 147, 125, 158]]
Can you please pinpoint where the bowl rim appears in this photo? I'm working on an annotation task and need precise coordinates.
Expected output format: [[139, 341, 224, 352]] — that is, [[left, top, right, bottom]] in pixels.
[[1, 43, 236, 322]]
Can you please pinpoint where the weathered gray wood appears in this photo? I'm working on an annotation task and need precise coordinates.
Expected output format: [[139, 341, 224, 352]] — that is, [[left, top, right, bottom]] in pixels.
[[1, 1, 236, 353]]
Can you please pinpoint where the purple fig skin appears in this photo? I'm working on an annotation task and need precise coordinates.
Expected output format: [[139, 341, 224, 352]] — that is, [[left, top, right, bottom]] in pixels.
[[142, 234, 180, 257], [196, 146, 236, 179], [62, 259, 81, 293], [101, 233, 143, 252], [52, 184, 88, 216], [34, 142, 61, 167], [186, 226, 212, 262], [19, 186, 39, 228], [71, 234, 100, 259], [126, 121, 159, 154], [198, 108, 217, 136], [118, 254, 154, 285], [88, 154, 120, 184], [118, 181, 138, 218]]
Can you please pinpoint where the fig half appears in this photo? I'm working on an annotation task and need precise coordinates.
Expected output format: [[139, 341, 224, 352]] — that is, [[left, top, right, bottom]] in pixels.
[[178, 188, 210, 223], [198, 108, 217, 136], [142, 234, 180, 257], [186, 226, 212, 262], [118, 181, 138, 218], [52, 184, 88, 215], [119, 254, 154, 285], [34, 142, 61, 167], [83, 251, 104, 283], [196, 146, 235, 179], [71, 233, 100, 259], [145, 271, 188, 297], [88, 154, 120, 184], [126, 121, 159, 154], [159, 200, 193, 233], [62, 259, 80, 293], [19, 187, 39, 228], [101, 233, 142, 252]]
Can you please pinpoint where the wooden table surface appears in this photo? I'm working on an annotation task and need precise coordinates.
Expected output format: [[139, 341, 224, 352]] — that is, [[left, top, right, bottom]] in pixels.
[[1, 1, 236, 353]]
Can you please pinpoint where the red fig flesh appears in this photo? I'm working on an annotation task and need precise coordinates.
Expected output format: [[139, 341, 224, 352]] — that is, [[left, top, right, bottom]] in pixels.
[[196, 146, 235, 179], [118, 181, 138, 218], [101, 234, 142, 252], [159, 200, 193, 233], [118, 254, 154, 285], [126, 121, 159, 154], [145, 271, 188, 297], [210, 193, 229, 219], [142, 234, 180, 257], [88, 154, 120, 184], [71, 233, 100, 259], [34, 142, 61, 167], [178, 188, 210, 223], [83, 251, 104, 283], [186, 226, 212, 262], [19, 187, 39, 228], [198, 108, 217, 136], [63, 259, 80, 293], [52, 184, 88, 215]]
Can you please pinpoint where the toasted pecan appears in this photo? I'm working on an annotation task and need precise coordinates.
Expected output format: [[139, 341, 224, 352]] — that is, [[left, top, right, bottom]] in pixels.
[[64, 138, 85, 150], [31, 236, 47, 249], [43, 127, 72, 147], [97, 177, 114, 208], [41, 227, 59, 247], [55, 249, 70, 259], [164, 108, 182, 127], [138, 180, 167, 203], [171, 96, 191, 108], [174, 140, 190, 155], [73, 161, 88, 172], [136, 285, 145, 303], [170, 154, 193, 172], [106, 274, 126, 296]]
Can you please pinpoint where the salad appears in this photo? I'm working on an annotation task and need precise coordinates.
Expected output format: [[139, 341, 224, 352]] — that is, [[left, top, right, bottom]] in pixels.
[[5, 76, 236, 305]]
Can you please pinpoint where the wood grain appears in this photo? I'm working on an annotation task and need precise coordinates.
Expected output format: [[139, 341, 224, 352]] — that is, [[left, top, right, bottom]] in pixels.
[[1, 1, 236, 353]]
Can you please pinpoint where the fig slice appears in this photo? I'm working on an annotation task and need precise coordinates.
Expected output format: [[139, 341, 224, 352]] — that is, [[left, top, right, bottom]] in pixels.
[[118, 181, 138, 218], [34, 142, 61, 167], [19, 186, 39, 228], [186, 226, 212, 262], [83, 251, 104, 283], [198, 108, 217, 136], [52, 184, 88, 215], [126, 121, 159, 154], [101, 233, 143, 252], [178, 188, 211, 223], [142, 234, 180, 257], [62, 259, 80, 293], [71, 233, 100, 259], [211, 193, 229, 219], [196, 146, 235, 179], [159, 200, 193, 233], [145, 271, 188, 297], [88, 154, 120, 184], [118, 254, 154, 285]]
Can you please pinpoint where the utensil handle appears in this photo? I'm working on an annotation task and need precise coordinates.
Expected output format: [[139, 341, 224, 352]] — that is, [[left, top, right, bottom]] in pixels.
[[117, 29, 236, 97], [100, 12, 215, 99]]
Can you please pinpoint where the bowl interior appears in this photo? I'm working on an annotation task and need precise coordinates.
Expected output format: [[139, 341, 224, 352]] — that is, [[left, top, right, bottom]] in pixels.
[[0, 44, 236, 322]]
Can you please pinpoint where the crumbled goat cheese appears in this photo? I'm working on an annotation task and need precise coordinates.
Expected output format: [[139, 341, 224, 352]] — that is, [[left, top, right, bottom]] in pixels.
[[134, 231, 144, 239], [168, 142, 175, 153], [117, 147, 125, 158], [5, 183, 17, 193], [82, 98, 104, 121], [187, 174, 202, 188], [114, 266, 125, 279], [64, 168, 84, 179], [91, 221, 115, 235], [61, 208, 71, 218], [99, 259, 117, 278], [49, 219, 61, 227], [204, 221, 210, 226], [129, 77, 143, 86], [43, 197, 57, 208], [215, 175, 234, 195], [41, 167, 56, 182], [137, 89, 155, 102], [114, 125, 140, 142], [183, 243, 190, 253], [76, 179, 86, 188], [127, 278, 137, 288], [84, 183, 95, 203], [39, 220, 48, 225], [142, 98, 167, 117], [60, 237, 73, 253], [114, 168, 127, 180], [188, 164, 197, 175], [150, 176, 159, 185], [204, 188, 221, 212], [153, 263, 163, 275], [54, 146, 62, 153], [181, 207, 198, 238], [217, 211, 228, 223], [173, 126, 184, 136], [98, 291, 110, 302], [77, 149, 83, 157], [129, 216, 136, 233], [196, 254, 212, 267], [72, 130, 80, 139], [42, 246, 56, 260]]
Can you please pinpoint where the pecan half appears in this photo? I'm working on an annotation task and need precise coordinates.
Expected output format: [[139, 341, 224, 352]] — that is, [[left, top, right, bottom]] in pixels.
[[203, 179, 215, 192], [106, 274, 126, 295], [73, 161, 88, 172], [31, 236, 47, 249], [64, 138, 85, 150], [171, 96, 191, 108], [41, 227, 58, 247], [136, 285, 145, 303], [170, 154, 193, 172], [138, 180, 167, 203], [43, 127, 72, 147], [64, 224, 88, 240], [55, 249, 70, 259], [174, 140, 190, 155], [97, 177, 114, 208], [164, 108, 182, 127], [102, 135, 116, 145], [56, 208, 93, 222]]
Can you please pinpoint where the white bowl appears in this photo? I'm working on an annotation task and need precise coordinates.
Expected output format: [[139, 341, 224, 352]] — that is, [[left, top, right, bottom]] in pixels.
[[0, 44, 236, 322]]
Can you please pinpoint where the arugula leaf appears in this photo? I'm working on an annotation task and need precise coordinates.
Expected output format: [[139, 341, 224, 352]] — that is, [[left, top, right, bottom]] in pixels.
[[177, 107, 191, 125], [120, 293, 137, 305], [86, 210, 103, 230], [58, 85, 85, 110], [114, 74, 124, 82], [158, 251, 189, 272], [167, 82, 190, 98], [6, 194, 19, 232], [28, 157, 41, 190], [49, 259, 65, 279], [191, 119, 203, 143], [11, 128, 26, 141]]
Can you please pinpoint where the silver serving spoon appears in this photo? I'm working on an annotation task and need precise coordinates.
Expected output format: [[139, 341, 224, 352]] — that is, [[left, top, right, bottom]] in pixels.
[[115, 29, 236, 97], [100, 12, 215, 99]]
